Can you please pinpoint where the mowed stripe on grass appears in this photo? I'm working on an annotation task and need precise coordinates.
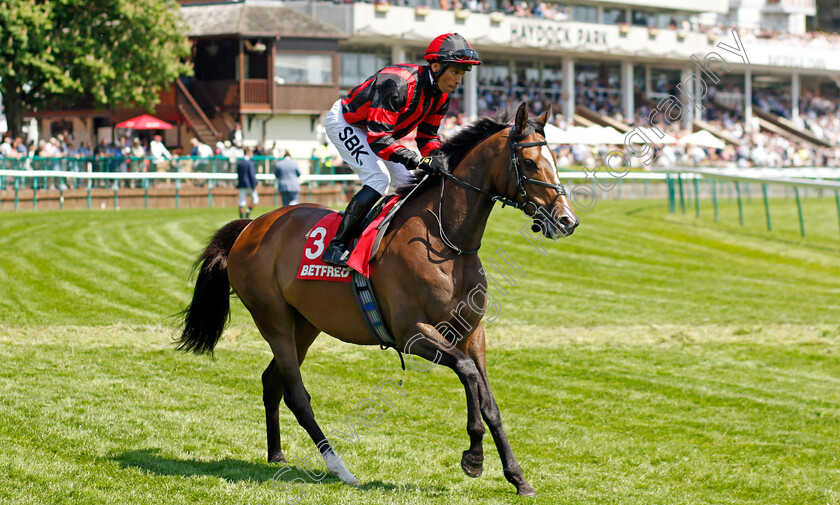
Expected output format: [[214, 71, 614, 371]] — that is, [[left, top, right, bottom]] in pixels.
[[0, 325, 838, 505], [0, 197, 838, 504]]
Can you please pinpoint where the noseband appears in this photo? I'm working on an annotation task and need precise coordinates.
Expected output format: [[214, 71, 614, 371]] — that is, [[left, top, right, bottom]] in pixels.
[[429, 125, 568, 254]]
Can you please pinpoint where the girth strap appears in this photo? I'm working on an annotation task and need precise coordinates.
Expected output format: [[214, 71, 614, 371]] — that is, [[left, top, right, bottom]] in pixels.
[[350, 271, 405, 370]]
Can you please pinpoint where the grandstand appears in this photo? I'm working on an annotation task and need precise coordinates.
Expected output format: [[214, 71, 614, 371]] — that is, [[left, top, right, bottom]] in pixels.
[[4, 0, 840, 173], [295, 0, 837, 166]]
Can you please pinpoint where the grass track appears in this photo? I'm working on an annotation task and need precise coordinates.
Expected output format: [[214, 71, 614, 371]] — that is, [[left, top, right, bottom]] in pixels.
[[0, 197, 838, 504]]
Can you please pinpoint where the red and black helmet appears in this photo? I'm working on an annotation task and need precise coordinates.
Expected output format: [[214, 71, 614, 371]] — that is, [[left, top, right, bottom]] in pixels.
[[424, 33, 481, 71]]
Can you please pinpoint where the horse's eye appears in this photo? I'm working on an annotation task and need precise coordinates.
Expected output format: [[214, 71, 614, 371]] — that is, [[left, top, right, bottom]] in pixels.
[[524, 158, 537, 169]]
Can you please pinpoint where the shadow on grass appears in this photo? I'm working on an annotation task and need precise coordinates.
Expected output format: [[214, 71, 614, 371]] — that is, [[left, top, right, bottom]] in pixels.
[[112, 449, 445, 493], [359, 479, 446, 493], [112, 448, 338, 484]]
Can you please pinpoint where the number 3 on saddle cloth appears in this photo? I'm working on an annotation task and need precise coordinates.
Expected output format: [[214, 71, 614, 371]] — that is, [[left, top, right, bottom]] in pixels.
[[297, 195, 403, 282]]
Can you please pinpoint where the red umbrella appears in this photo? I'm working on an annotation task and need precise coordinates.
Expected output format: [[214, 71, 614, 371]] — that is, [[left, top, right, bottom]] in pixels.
[[115, 114, 173, 130]]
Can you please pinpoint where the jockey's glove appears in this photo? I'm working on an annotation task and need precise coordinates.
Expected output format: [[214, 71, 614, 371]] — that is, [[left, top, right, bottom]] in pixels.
[[417, 156, 446, 175]]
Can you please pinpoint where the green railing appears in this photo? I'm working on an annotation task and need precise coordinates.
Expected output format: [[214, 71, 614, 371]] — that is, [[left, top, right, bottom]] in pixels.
[[666, 169, 840, 237]]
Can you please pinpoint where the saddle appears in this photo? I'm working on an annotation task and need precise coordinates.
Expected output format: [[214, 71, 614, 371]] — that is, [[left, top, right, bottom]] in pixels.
[[297, 194, 403, 282]]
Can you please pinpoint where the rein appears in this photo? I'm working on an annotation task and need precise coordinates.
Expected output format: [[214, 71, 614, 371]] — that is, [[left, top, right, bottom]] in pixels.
[[427, 125, 568, 255]]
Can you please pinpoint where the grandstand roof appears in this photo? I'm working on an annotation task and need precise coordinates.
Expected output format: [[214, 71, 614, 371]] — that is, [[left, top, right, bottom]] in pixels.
[[180, 3, 348, 38]]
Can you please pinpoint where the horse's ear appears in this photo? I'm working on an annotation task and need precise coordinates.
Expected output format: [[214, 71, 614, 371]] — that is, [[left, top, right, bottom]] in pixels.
[[538, 104, 552, 126], [514, 102, 529, 135]]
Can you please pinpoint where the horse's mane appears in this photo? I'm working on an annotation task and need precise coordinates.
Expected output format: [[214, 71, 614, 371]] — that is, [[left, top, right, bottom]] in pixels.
[[396, 105, 545, 196]]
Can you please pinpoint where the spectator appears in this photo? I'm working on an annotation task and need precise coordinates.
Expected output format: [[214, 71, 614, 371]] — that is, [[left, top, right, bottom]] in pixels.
[[268, 141, 283, 158], [190, 138, 213, 172], [149, 134, 171, 172], [65, 141, 82, 177], [77, 140, 92, 158], [273, 149, 301, 206], [226, 139, 244, 160], [94, 138, 111, 159], [1, 136, 14, 158], [230, 122, 244, 148], [236, 146, 259, 219], [108, 141, 126, 189], [127, 138, 147, 187]]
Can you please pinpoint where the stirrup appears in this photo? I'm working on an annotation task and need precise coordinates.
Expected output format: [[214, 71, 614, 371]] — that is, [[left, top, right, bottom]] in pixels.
[[321, 244, 350, 267]]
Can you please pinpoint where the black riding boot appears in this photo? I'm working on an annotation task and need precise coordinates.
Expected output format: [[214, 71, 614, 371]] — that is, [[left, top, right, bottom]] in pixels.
[[321, 185, 382, 267]]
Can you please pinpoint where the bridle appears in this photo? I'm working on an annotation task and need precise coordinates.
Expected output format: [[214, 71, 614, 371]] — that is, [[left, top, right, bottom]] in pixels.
[[427, 125, 568, 254]]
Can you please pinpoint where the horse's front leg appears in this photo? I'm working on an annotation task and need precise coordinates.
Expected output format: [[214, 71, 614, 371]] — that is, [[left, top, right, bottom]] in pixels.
[[462, 324, 535, 496], [457, 326, 488, 478], [402, 323, 535, 496]]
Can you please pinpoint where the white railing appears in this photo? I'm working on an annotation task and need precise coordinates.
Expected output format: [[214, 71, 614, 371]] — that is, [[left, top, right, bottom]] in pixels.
[[0, 169, 359, 184], [678, 167, 840, 189], [665, 166, 840, 237]]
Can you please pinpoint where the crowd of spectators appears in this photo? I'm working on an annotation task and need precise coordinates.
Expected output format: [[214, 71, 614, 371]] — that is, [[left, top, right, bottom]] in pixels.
[[4, 74, 840, 178], [703, 25, 840, 48], [442, 76, 840, 170], [364, 0, 840, 48], [0, 131, 291, 165], [0, 128, 300, 191]]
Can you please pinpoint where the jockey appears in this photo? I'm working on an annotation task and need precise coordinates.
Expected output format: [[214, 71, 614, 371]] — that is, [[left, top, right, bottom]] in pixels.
[[321, 33, 481, 267]]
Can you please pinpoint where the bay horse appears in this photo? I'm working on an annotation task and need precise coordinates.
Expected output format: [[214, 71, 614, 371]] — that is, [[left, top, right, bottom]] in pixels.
[[177, 103, 579, 497]]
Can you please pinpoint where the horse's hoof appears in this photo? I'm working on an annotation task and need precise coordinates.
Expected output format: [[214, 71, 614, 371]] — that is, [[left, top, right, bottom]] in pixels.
[[460, 451, 483, 478], [323, 450, 360, 487], [268, 452, 287, 463], [516, 484, 537, 497]]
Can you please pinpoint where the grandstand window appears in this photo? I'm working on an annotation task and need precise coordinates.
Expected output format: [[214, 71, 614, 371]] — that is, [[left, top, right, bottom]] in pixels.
[[542, 65, 563, 83], [572, 5, 598, 23], [631, 9, 655, 26], [478, 63, 510, 85], [602, 8, 626, 24], [340, 52, 389, 88], [521, 65, 540, 84], [274, 54, 333, 85]]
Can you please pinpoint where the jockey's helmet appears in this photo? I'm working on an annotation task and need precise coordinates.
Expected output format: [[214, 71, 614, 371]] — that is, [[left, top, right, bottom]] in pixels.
[[424, 33, 481, 71]]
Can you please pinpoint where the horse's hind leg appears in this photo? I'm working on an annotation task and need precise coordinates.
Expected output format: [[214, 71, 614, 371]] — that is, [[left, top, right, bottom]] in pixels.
[[262, 315, 320, 463], [253, 308, 360, 487], [263, 360, 287, 462]]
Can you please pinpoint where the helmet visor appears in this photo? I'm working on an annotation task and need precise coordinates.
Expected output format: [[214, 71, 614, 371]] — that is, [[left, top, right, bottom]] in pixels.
[[441, 48, 480, 63]]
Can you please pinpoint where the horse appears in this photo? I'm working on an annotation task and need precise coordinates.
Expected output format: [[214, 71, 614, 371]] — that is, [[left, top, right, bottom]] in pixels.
[[177, 102, 579, 497]]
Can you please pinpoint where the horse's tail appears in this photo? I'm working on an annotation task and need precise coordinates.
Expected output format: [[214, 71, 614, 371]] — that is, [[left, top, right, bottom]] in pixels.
[[177, 219, 251, 355]]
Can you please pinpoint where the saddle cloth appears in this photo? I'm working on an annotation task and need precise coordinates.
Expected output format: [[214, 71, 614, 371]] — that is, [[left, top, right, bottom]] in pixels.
[[297, 195, 402, 281]]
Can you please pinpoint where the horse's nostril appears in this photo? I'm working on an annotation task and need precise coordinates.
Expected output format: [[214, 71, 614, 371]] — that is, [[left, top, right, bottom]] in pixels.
[[559, 216, 576, 229]]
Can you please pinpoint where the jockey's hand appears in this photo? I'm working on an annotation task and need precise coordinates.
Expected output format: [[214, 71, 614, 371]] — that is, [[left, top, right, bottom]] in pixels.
[[417, 156, 446, 174]]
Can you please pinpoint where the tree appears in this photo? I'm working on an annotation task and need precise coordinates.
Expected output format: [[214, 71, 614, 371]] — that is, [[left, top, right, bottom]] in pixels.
[[0, 0, 191, 138]]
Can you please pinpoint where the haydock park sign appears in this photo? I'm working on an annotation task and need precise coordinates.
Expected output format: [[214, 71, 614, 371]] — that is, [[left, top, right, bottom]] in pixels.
[[510, 19, 609, 49]]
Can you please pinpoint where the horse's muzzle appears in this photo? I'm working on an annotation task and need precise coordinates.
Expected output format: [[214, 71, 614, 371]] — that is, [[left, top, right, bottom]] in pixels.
[[531, 212, 579, 240]]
